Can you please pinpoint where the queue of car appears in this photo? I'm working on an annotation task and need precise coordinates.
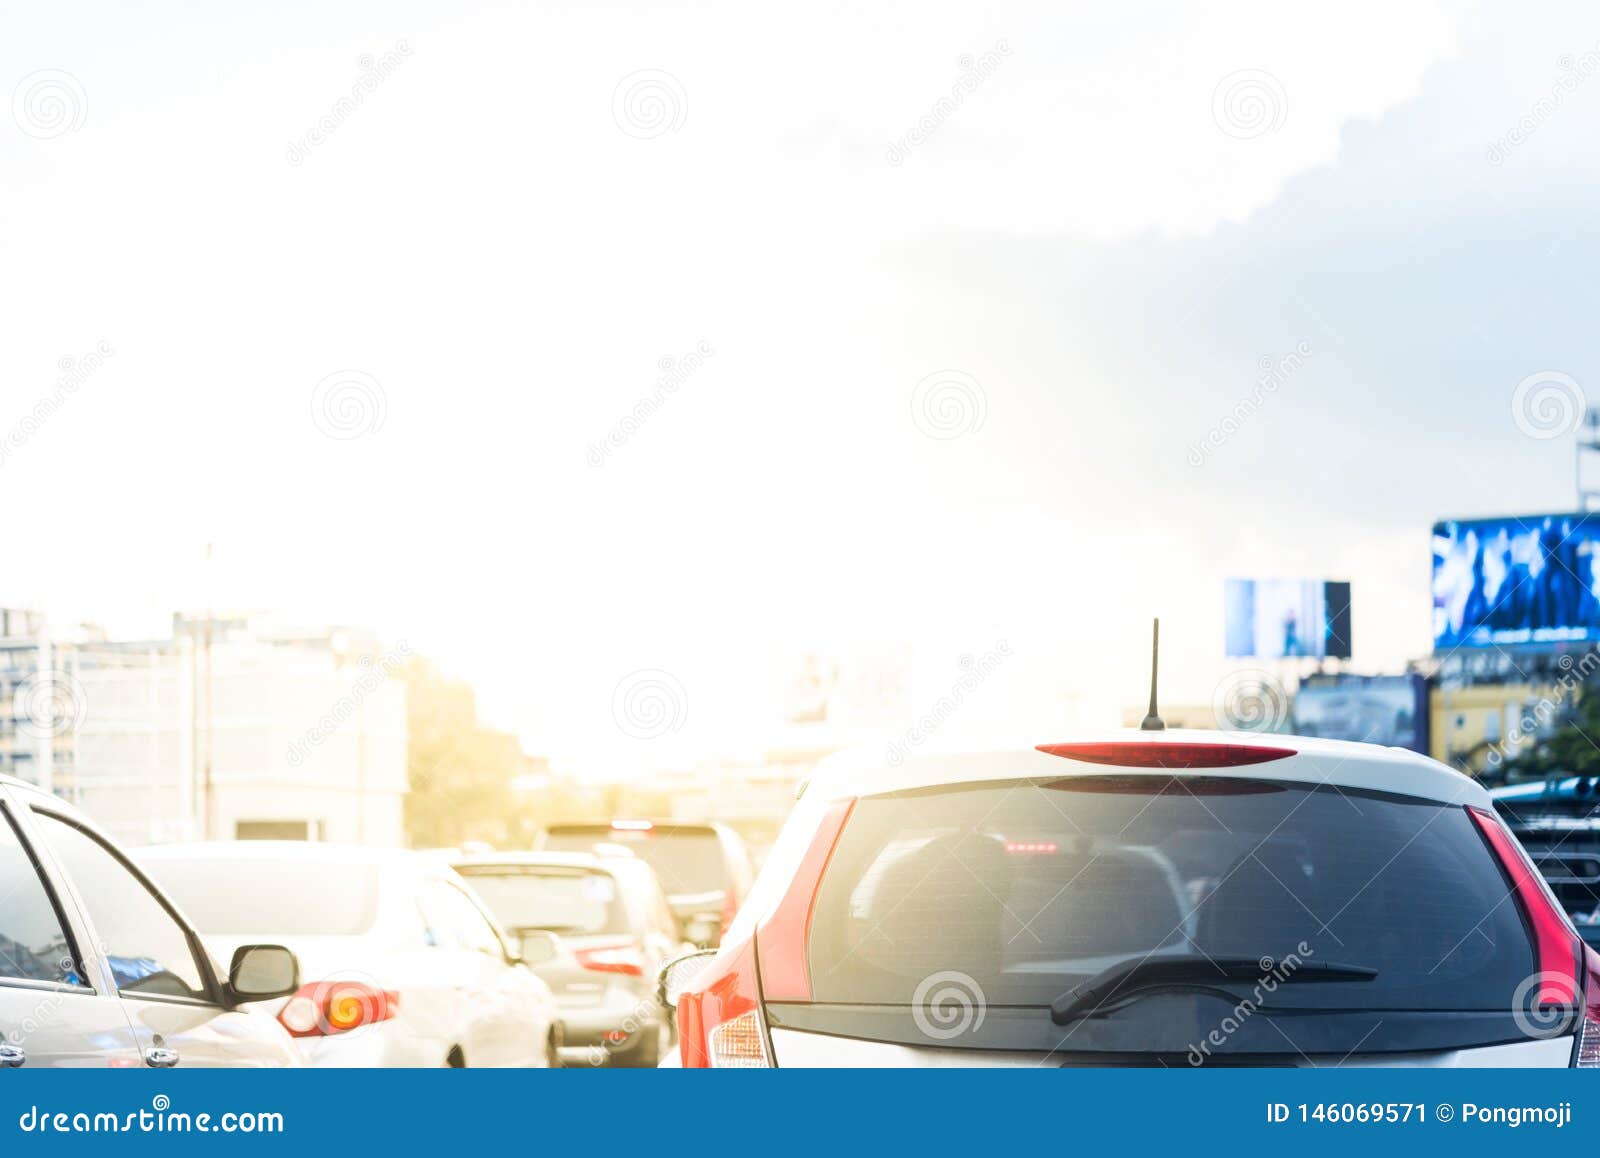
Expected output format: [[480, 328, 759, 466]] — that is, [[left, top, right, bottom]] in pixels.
[[0, 768, 749, 1068], [7, 728, 1600, 1068]]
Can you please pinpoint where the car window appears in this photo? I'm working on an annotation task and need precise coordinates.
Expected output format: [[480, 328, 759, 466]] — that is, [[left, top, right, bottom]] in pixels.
[[419, 881, 504, 956], [0, 806, 83, 988], [32, 813, 210, 1002], [808, 777, 1537, 1021], [455, 867, 629, 936]]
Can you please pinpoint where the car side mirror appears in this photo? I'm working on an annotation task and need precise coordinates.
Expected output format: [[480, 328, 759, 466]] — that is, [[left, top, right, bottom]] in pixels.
[[227, 944, 299, 1003], [656, 949, 718, 1010], [518, 930, 561, 966]]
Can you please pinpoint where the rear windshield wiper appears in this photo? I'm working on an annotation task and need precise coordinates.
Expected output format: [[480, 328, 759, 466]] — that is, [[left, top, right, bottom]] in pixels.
[[1050, 953, 1378, 1025]]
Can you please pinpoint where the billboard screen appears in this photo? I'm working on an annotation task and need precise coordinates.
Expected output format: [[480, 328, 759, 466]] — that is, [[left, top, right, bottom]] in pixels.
[[1291, 673, 1428, 753], [1224, 579, 1352, 659], [1432, 513, 1600, 651]]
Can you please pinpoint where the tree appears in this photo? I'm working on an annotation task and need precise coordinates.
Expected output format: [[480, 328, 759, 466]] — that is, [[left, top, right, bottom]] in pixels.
[[401, 656, 530, 848], [1493, 687, 1600, 784]]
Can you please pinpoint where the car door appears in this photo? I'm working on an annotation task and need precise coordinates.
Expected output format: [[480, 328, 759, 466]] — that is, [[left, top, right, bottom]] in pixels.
[[0, 788, 142, 1067], [422, 878, 542, 1066], [26, 804, 298, 1067]]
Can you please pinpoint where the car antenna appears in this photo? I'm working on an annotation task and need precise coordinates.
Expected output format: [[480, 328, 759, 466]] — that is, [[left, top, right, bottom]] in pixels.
[[1139, 617, 1166, 731]]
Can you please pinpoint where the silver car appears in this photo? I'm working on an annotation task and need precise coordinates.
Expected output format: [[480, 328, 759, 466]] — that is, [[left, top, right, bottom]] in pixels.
[[662, 732, 1598, 1067], [0, 776, 302, 1067], [454, 851, 691, 1066]]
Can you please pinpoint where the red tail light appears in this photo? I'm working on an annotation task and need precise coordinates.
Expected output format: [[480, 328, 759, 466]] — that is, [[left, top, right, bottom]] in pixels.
[[574, 943, 645, 977], [1468, 807, 1581, 999], [677, 939, 768, 1068], [1036, 742, 1296, 768], [677, 797, 856, 1067], [1467, 805, 1591, 1062], [277, 980, 399, 1038]]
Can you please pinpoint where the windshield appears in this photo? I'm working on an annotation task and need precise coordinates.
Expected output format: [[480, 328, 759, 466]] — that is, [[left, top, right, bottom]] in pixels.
[[541, 827, 725, 895], [807, 777, 1535, 1015], [139, 858, 381, 936], [455, 867, 628, 935]]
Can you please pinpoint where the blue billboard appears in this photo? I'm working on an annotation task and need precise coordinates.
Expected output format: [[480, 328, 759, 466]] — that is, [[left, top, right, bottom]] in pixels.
[[1432, 512, 1600, 651]]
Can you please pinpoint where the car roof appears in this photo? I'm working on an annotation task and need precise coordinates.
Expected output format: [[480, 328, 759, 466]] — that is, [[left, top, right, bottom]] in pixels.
[[131, 840, 446, 870], [808, 728, 1490, 807], [453, 851, 613, 871]]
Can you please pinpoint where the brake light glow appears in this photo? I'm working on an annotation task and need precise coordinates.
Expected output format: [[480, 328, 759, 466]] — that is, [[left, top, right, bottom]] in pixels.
[[1037, 742, 1297, 768], [1005, 841, 1059, 854], [574, 943, 645, 977], [277, 980, 400, 1038]]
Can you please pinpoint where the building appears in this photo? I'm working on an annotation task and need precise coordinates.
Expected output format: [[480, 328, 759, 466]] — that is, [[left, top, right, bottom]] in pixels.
[[1429, 681, 1562, 775], [0, 609, 408, 846]]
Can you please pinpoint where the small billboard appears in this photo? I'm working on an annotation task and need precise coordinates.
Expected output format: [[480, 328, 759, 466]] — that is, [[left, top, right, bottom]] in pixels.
[[1224, 579, 1352, 660], [1291, 673, 1428, 753]]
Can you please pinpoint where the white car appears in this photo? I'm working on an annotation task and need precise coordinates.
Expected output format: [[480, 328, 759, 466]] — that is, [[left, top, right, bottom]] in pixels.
[[663, 731, 1598, 1067], [135, 842, 560, 1067], [0, 777, 302, 1067]]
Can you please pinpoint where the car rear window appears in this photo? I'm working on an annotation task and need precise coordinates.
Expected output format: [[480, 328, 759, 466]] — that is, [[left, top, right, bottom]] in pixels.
[[807, 777, 1536, 1015], [455, 867, 629, 936], [542, 827, 725, 895], [138, 858, 381, 936]]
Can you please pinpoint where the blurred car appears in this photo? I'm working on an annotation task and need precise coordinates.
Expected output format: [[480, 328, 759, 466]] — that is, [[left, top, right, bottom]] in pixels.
[[0, 776, 302, 1067], [134, 841, 559, 1067], [662, 732, 1597, 1067], [1492, 775, 1600, 950], [537, 821, 753, 946], [454, 851, 692, 1066]]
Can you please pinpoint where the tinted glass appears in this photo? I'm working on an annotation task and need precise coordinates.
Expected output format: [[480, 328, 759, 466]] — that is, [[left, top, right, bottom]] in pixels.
[[808, 778, 1536, 1015], [543, 827, 725, 894], [35, 815, 208, 1000], [456, 867, 628, 935], [138, 858, 379, 936], [0, 808, 81, 986]]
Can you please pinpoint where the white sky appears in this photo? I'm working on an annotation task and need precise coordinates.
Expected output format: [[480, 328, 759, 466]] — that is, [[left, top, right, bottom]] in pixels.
[[5, 1, 1599, 775]]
